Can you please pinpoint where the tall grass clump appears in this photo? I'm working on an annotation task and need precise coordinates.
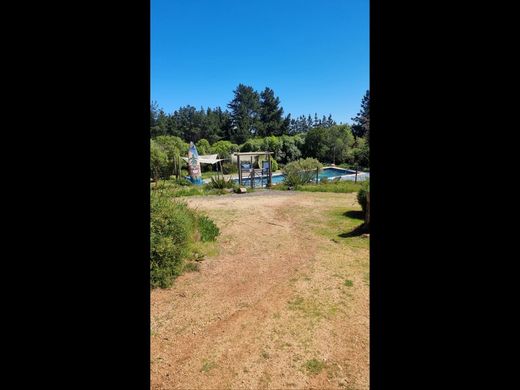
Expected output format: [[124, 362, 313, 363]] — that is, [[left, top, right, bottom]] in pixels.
[[197, 215, 220, 242], [206, 176, 235, 190]]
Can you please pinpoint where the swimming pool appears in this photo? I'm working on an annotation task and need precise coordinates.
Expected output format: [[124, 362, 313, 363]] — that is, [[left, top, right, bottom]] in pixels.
[[232, 167, 369, 187]]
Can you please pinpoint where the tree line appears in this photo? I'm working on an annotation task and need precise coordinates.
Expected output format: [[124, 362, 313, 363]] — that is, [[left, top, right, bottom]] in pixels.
[[150, 85, 369, 178]]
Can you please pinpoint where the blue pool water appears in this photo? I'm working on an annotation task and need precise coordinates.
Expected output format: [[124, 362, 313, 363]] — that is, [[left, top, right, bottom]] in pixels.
[[232, 167, 369, 187]]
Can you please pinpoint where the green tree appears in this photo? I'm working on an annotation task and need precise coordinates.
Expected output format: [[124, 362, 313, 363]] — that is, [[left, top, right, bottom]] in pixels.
[[258, 87, 288, 137], [150, 140, 169, 180], [227, 84, 260, 143], [351, 90, 370, 139], [196, 139, 211, 155], [302, 125, 354, 164], [154, 135, 188, 178], [262, 135, 283, 160], [210, 140, 240, 159]]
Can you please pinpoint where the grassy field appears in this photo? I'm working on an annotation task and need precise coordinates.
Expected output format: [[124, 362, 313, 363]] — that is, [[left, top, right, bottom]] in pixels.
[[272, 180, 364, 193]]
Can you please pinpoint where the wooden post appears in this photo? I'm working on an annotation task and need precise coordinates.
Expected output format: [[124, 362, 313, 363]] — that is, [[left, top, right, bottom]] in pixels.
[[316, 167, 319, 184], [268, 153, 272, 188], [365, 192, 370, 228], [355, 165, 358, 183], [237, 155, 241, 186], [250, 156, 254, 188]]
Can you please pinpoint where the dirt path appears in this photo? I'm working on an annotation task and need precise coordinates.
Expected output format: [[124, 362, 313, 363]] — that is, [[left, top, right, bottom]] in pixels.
[[151, 191, 369, 390]]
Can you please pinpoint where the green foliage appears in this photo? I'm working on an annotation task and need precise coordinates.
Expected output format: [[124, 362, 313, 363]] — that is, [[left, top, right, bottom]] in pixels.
[[221, 162, 238, 174], [150, 140, 169, 180], [282, 158, 322, 188], [351, 137, 369, 168], [279, 134, 304, 163], [196, 139, 211, 155], [302, 125, 355, 164], [210, 140, 240, 159], [175, 177, 193, 186], [197, 215, 220, 242], [206, 176, 235, 189], [240, 138, 263, 152], [151, 136, 188, 179], [357, 180, 370, 214], [351, 90, 370, 139], [257, 87, 289, 137], [286, 180, 363, 193], [150, 192, 219, 288], [150, 195, 196, 288], [227, 84, 261, 144]]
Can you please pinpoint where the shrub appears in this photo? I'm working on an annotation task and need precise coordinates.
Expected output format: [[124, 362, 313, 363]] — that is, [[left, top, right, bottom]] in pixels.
[[282, 158, 323, 188], [206, 176, 235, 189], [150, 195, 196, 288], [210, 140, 240, 159], [150, 193, 219, 288], [357, 180, 370, 214], [196, 139, 211, 155], [150, 140, 169, 180], [197, 215, 220, 242], [320, 177, 329, 184]]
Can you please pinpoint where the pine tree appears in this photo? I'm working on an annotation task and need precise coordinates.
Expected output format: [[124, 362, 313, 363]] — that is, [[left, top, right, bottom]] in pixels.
[[258, 87, 286, 137], [227, 84, 260, 144], [351, 90, 370, 139]]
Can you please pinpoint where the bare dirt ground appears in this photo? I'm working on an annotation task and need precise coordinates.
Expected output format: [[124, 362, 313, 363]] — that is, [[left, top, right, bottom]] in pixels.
[[151, 191, 369, 390]]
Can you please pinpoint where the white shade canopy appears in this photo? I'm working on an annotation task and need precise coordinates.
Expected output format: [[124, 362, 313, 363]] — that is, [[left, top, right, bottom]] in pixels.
[[182, 154, 226, 165]]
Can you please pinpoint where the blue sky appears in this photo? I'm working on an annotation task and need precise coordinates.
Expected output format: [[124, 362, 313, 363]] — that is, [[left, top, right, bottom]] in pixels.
[[151, 0, 369, 124]]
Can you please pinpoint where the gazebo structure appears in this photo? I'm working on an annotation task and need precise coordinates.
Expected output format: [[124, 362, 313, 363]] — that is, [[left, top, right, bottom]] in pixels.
[[233, 151, 274, 188]]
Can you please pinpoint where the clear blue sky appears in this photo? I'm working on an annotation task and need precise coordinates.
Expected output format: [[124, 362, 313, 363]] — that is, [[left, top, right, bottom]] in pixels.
[[151, 0, 369, 124]]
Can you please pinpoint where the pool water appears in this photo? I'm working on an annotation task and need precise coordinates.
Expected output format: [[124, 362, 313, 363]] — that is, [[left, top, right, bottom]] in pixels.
[[233, 167, 368, 187]]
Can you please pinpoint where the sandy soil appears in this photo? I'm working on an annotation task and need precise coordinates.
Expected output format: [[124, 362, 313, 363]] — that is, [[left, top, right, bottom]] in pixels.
[[151, 191, 369, 390]]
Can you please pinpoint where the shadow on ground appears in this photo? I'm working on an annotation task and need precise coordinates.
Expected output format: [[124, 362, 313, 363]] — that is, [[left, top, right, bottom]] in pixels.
[[338, 223, 368, 238], [343, 210, 364, 220]]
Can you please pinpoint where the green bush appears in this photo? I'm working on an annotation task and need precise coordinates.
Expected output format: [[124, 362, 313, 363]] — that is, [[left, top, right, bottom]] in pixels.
[[150, 140, 169, 180], [282, 158, 322, 188], [357, 180, 370, 214], [150, 193, 219, 288], [198, 215, 220, 242], [150, 195, 196, 288]]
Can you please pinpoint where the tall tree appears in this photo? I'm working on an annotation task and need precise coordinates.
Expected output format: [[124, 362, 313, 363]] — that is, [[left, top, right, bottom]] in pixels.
[[351, 90, 370, 139], [258, 87, 288, 137], [227, 84, 260, 144]]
